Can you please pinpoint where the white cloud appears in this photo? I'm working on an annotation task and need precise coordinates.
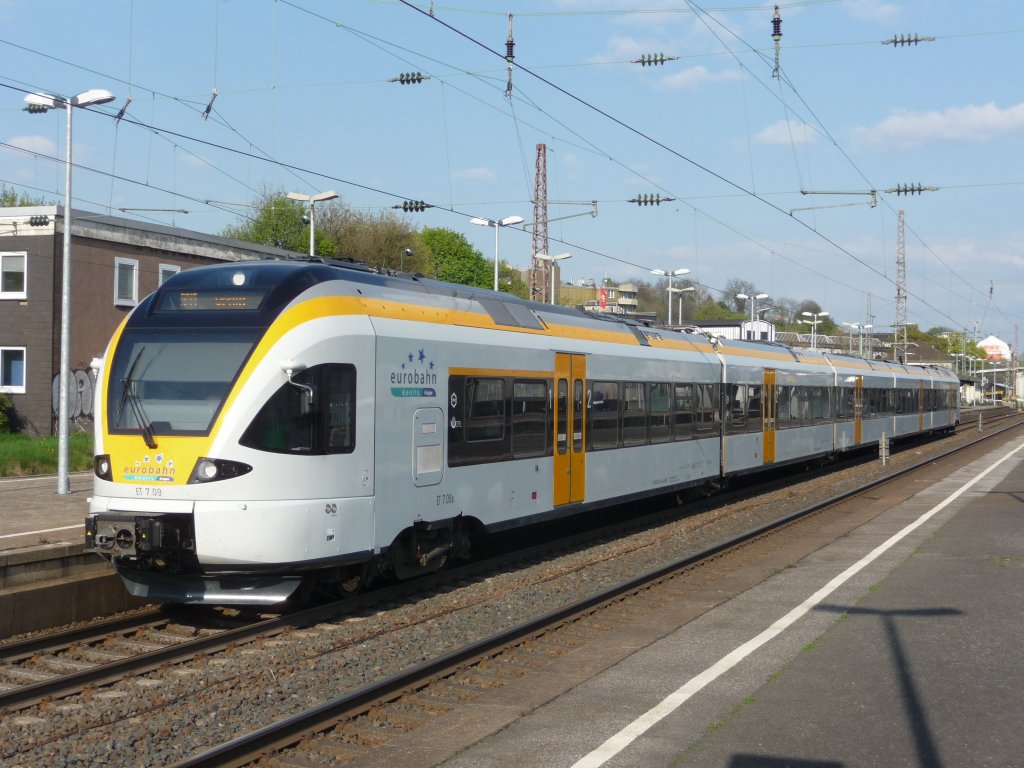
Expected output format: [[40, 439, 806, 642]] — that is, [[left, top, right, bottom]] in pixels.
[[754, 120, 818, 146], [587, 35, 650, 65], [4, 134, 58, 157], [655, 65, 740, 91], [179, 152, 211, 169], [454, 167, 496, 182], [856, 102, 1024, 148], [841, 0, 900, 23]]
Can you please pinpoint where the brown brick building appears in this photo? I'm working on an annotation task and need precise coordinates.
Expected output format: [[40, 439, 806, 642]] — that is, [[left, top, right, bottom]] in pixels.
[[0, 206, 290, 435]]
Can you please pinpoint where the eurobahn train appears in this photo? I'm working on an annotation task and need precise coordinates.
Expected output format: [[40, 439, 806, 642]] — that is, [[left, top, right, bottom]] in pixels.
[[85, 258, 961, 605]]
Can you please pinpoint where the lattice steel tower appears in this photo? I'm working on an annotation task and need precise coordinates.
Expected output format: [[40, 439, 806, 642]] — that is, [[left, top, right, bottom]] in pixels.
[[893, 209, 908, 362], [530, 143, 549, 303]]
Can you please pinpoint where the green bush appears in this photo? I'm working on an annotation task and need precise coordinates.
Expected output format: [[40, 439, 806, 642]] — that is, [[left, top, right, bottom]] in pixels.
[[0, 394, 12, 434]]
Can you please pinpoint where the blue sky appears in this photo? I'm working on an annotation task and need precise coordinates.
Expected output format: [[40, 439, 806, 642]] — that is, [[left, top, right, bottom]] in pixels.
[[1, 1, 1022, 347]]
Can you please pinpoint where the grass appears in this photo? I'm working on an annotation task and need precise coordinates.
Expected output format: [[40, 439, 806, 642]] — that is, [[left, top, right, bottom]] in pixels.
[[0, 433, 94, 476]]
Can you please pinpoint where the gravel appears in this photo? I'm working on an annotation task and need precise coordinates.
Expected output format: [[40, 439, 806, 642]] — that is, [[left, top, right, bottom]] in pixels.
[[0, 423, 1004, 768]]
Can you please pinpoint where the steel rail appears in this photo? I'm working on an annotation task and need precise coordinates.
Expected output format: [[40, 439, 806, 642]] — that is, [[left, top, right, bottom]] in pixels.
[[0, 609, 167, 661]]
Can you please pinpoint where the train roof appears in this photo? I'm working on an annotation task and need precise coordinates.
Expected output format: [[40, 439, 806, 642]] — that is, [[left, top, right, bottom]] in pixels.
[[141, 258, 959, 382]]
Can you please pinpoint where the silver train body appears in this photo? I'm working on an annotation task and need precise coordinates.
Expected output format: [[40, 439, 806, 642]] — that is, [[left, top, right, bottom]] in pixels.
[[86, 260, 961, 604]]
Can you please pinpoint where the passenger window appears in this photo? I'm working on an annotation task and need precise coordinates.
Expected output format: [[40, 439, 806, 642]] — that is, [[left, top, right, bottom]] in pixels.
[[674, 383, 695, 440], [512, 379, 548, 457], [649, 382, 672, 443], [588, 380, 619, 449], [747, 385, 762, 431], [694, 383, 718, 433], [465, 377, 505, 442], [622, 382, 646, 445], [725, 384, 746, 434]]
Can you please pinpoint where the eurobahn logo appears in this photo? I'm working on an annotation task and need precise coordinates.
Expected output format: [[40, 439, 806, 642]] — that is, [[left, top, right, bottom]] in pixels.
[[390, 348, 437, 397], [123, 453, 176, 482]]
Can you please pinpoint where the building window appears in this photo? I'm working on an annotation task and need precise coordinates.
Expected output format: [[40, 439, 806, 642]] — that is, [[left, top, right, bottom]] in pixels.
[[114, 257, 139, 307], [158, 263, 180, 286], [1, 347, 26, 393], [0, 252, 27, 300]]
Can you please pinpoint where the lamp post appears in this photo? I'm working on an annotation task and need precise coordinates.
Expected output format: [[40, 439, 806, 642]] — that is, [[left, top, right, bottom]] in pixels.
[[842, 322, 857, 353], [650, 267, 690, 325], [471, 215, 523, 291], [670, 286, 695, 323], [800, 310, 828, 350], [533, 252, 571, 305], [737, 292, 768, 340], [287, 190, 338, 257], [24, 88, 115, 495], [842, 322, 873, 356]]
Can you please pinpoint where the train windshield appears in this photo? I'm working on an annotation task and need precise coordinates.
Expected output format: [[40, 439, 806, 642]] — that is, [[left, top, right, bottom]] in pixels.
[[107, 328, 260, 437]]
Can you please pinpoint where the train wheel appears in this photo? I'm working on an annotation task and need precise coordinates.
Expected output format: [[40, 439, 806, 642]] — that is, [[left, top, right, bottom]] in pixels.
[[336, 564, 368, 597]]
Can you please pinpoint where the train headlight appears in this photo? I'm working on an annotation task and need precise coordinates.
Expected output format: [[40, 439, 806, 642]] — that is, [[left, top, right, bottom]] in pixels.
[[187, 457, 253, 484], [198, 459, 219, 481], [94, 454, 112, 481]]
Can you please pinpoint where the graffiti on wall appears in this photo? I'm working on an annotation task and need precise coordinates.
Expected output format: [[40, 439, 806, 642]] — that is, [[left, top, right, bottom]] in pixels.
[[51, 369, 95, 425]]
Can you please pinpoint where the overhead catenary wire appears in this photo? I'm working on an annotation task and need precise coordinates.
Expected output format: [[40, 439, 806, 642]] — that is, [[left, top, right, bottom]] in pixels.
[[3, 9, 1017, 337], [394, 1, 992, 335]]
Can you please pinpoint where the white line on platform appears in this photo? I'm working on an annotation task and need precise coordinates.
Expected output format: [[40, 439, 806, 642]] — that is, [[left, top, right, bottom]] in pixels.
[[0, 524, 82, 541], [572, 439, 1024, 768]]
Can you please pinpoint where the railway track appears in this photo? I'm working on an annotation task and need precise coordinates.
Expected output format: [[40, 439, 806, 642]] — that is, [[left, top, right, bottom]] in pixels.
[[0, 609, 277, 711], [168, 414, 1024, 768], [1, 411, 1019, 767]]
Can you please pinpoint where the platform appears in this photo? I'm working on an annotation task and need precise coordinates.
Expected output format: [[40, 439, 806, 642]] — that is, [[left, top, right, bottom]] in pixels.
[[442, 435, 1024, 768], [0, 473, 145, 638]]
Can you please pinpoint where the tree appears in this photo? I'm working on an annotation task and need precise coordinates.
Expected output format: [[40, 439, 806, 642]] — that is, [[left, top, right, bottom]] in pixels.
[[723, 278, 760, 314], [222, 186, 429, 269], [693, 299, 743, 322], [316, 205, 424, 272], [498, 262, 529, 299], [635, 280, 665, 318], [221, 187, 313, 254], [421, 227, 491, 288], [1, 185, 49, 207]]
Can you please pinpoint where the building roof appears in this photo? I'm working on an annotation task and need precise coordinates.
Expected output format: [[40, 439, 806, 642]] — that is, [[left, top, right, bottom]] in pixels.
[[0, 205, 294, 262]]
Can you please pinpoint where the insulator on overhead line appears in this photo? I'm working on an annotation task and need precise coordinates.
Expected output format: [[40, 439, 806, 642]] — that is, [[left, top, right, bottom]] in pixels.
[[389, 72, 428, 85], [883, 33, 936, 46], [628, 194, 674, 206], [633, 53, 677, 67]]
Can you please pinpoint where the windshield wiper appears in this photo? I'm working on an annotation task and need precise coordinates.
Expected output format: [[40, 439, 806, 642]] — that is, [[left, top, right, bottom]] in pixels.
[[116, 347, 145, 425], [117, 347, 157, 449]]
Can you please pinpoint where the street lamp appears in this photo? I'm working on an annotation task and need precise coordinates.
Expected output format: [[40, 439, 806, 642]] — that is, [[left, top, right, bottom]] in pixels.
[[287, 190, 338, 257], [842, 322, 873, 356], [24, 87, 115, 496], [533, 252, 571, 305], [471, 215, 524, 291], [800, 310, 829, 350], [737, 292, 768, 339], [669, 286, 695, 323], [650, 267, 690, 325]]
